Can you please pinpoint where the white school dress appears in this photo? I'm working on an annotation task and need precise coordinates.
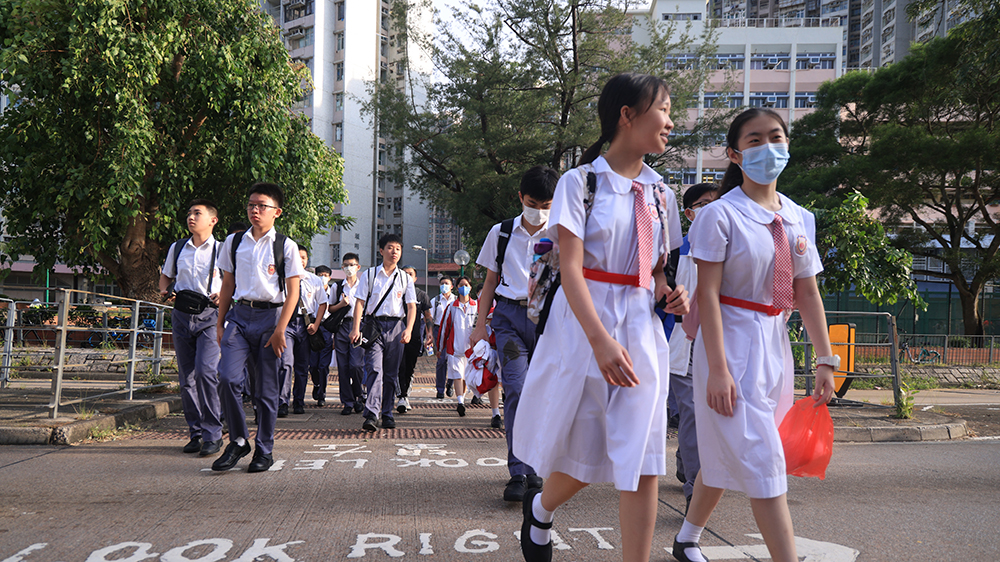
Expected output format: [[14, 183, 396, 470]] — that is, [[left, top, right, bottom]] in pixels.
[[512, 156, 679, 492], [688, 186, 823, 499], [439, 298, 478, 380]]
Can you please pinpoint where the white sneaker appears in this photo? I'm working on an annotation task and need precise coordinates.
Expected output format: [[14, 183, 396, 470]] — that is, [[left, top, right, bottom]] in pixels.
[[396, 396, 411, 414]]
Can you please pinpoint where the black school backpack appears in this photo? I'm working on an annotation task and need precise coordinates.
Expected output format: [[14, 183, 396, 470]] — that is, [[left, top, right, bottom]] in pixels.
[[230, 230, 288, 294]]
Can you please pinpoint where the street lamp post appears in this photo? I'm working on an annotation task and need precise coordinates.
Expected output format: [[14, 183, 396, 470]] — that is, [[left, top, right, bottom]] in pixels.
[[453, 250, 471, 278], [413, 245, 429, 295]]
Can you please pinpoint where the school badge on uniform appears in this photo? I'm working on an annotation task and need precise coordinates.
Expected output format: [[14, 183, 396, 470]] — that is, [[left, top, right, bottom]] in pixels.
[[648, 203, 658, 219], [396, 291, 403, 299], [795, 235, 808, 256], [267, 264, 276, 275]]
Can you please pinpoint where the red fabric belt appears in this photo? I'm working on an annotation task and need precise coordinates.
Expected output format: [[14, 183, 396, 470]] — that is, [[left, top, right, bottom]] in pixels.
[[583, 268, 640, 287], [720, 295, 784, 316]]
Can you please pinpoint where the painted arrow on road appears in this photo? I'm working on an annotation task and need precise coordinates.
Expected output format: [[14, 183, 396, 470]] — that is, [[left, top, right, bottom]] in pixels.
[[669, 534, 859, 562]]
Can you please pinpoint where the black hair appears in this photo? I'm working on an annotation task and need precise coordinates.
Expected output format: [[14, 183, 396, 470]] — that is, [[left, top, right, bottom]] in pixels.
[[401, 265, 416, 273], [378, 233, 403, 249], [456, 275, 471, 286], [248, 182, 285, 209], [297, 244, 308, 258], [315, 265, 333, 276], [342, 252, 360, 264], [719, 108, 789, 194], [683, 183, 720, 209], [578, 73, 671, 166], [439, 275, 453, 285], [519, 165, 559, 202], [188, 198, 218, 217], [228, 221, 249, 235]]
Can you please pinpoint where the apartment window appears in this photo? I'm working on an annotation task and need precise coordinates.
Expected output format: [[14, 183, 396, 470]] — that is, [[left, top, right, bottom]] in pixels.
[[715, 54, 744, 70], [284, 0, 314, 23], [749, 92, 789, 108], [336, 2, 345, 21], [331, 244, 340, 263], [292, 27, 314, 50], [335, 32, 344, 51], [335, 123, 343, 141], [662, 12, 701, 20], [336, 62, 344, 81], [381, 7, 390, 30], [335, 93, 344, 112], [749, 55, 789, 70], [378, 150, 386, 166], [381, 40, 388, 57]]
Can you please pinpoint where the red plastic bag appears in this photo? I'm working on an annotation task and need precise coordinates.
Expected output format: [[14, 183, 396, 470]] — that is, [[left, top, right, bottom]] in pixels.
[[778, 399, 834, 479]]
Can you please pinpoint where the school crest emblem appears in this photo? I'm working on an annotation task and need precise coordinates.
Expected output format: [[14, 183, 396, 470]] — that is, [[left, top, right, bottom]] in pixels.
[[794, 235, 808, 256], [648, 203, 659, 220], [396, 290, 403, 299], [267, 264, 276, 275]]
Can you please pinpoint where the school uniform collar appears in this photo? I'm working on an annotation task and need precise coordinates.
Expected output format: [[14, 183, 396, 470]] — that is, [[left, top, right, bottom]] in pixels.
[[244, 226, 277, 243], [592, 156, 664, 194], [722, 186, 803, 225], [515, 213, 548, 234], [374, 264, 402, 279]]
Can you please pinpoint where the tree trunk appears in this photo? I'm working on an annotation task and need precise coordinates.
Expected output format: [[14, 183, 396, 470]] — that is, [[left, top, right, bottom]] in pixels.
[[115, 211, 164, 303], [956, 284, 985, 336]]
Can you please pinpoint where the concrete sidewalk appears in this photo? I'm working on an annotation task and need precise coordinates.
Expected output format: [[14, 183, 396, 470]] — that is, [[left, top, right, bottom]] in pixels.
[[2, 356, 998, 445]]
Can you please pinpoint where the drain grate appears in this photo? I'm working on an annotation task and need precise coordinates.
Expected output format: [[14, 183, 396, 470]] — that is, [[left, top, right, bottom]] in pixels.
[[133, 427, 505, 440]]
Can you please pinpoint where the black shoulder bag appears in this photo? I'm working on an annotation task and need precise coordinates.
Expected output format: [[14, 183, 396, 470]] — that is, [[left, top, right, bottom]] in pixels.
[[322, 280, 349, 333], [356, 269, 399, 350], [173, 239, 218, 315]]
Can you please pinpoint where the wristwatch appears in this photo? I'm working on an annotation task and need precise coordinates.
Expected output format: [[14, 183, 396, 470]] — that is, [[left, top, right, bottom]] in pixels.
[[815, 355, 841, 370]]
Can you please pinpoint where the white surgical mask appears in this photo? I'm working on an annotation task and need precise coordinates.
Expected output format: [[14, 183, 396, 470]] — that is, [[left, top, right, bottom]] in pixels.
[[440, 284, 451, 295], [342, 265, 358, 277], [522, 206, 550, 227], [734, 143, 789, 185]]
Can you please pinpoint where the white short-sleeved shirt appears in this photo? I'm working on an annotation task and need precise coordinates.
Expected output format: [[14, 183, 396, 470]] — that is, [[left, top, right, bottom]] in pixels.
[[668, 251, 697, 375], [430, 293, 455, 326], [162, 237, 222, 296], [355, 265, 416, 318], [299, 271, 327, 317], [217, 228, 306, 304], [548, 156, 682, 290], [329, 277, 361, 319], [476, 215, 549, 301], [688, 186, 823, 304]]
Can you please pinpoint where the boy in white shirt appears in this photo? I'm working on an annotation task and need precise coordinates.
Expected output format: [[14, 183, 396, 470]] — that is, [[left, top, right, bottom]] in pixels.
[[470, 165, 557, 502], [280, 247, 327, 414], [428, 276, 455, 398]]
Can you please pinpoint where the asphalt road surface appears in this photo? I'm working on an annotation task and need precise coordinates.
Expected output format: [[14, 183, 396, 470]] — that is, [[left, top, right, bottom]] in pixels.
[[1, 419, 998, 562]]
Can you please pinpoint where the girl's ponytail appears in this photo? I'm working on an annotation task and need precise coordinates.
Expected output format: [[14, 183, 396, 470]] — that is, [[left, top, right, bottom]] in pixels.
[[719, 162, 743, 194], [719, 107, 789, 195], [577, 136, 608, 166]]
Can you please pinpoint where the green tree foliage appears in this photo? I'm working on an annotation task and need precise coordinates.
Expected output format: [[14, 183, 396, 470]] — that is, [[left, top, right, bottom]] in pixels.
[[784, 4, 999, 334], [0, 0, 347, 300], [367, 0, 736, 257]]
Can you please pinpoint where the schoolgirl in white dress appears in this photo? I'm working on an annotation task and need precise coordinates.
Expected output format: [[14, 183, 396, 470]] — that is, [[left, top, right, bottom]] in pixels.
[[513, 74, 689, 562], [672, 108, 837, 562], [438, 276, 478, 416]]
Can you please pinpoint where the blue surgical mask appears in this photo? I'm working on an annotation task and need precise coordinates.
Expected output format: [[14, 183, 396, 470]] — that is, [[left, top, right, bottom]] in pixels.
[[457, 286, 471, 297], [734, 143, 789, 185], [440, 284, 451, 295]]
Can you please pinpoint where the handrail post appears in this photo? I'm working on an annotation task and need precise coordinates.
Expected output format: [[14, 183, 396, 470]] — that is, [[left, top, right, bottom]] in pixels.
[[126, 300, 140, 400], [888, 314, 903, 411], [48, 290, 70, 419], [152, 307, 164, 382], [1, 300, 15, 388]]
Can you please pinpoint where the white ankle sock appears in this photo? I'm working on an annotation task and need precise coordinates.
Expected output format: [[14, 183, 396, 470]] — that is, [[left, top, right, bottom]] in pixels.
[[529, 494, 554, 545], [457, 395, 465, 405], [676, 519, 706, 562], [492, 408, 500, 416], [234, 437, 246, 447]]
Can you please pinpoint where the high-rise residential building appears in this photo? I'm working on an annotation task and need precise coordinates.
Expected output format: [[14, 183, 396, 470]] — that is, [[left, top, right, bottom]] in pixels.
[[427, 205, 464, 264], [261, 0, 438, 281], [631, 0, 844, 187], [858, 0, 976, 67]]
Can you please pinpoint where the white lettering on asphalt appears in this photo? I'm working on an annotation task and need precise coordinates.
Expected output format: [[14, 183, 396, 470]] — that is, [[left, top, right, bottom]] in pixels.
[[269, 460, 287, 471], [84, 542, 159, 562], [568, 528, 615, 550], [347, 534, 405, 558], [160, 539, 233, 562], [307, 444, 372, 457], [454, 530, 499, 553], [336, 459, 369, 469], [293, 460, 328, 470], [418, 533, 433, 555], [475, 457, 505, 466], [396, 444, 454, 456], [1, 543, 48, 562], [393, 458, 469, 468], [230, 538, 303, 562]]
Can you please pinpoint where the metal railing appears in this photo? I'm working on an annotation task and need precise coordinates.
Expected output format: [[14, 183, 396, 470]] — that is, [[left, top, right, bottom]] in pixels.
[[708, 16, 842, 28], [0, 298, 15, 388], [791, 311, 904, 409], [46, 289, 172, 418]]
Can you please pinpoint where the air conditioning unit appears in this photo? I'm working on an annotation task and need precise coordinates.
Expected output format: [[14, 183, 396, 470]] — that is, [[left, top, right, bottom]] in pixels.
[[808, 94, 817, 103], [714, 172, 726, 180], [765, 96, 778, 105], [767, 57, 780, 65], [286, 26, 305, 40], [284, 0, 305, 9], [809, 57, 821, 64]]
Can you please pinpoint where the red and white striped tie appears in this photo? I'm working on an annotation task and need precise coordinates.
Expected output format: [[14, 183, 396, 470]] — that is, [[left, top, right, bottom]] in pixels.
[[771, 214, 794, 309], [633, 181, 654, 289]]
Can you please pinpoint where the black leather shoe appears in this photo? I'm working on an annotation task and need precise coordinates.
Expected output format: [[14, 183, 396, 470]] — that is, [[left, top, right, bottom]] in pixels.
[[382, 417, 396, 429], [211, 441, 251, 471], [504, 475, 527, 502], [672, 537, 705, 562], [199, 438, 224, 457], [526, 474, 544, 490], [317, 398, 325, 407], [247, 450, 274, 473], [312, 387, 320, 401], [277, 404, 288, 418], [457, 403, 466, 417], [292, 403, 305, 415], [436, 392, 445, 399], [520, 487, 553, 562], [491, 414, 502, 429], [354, 402, 364, 413], [341, 406, 353, 416], [470, 395, 483, 405], [362, 418, 378, 432], [445, 382, 454, 397], [183, 437, 203, 454]]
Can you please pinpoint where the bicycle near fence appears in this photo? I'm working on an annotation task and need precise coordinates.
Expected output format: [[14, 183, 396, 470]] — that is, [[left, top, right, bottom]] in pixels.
[[898, 338, 941, 365]]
